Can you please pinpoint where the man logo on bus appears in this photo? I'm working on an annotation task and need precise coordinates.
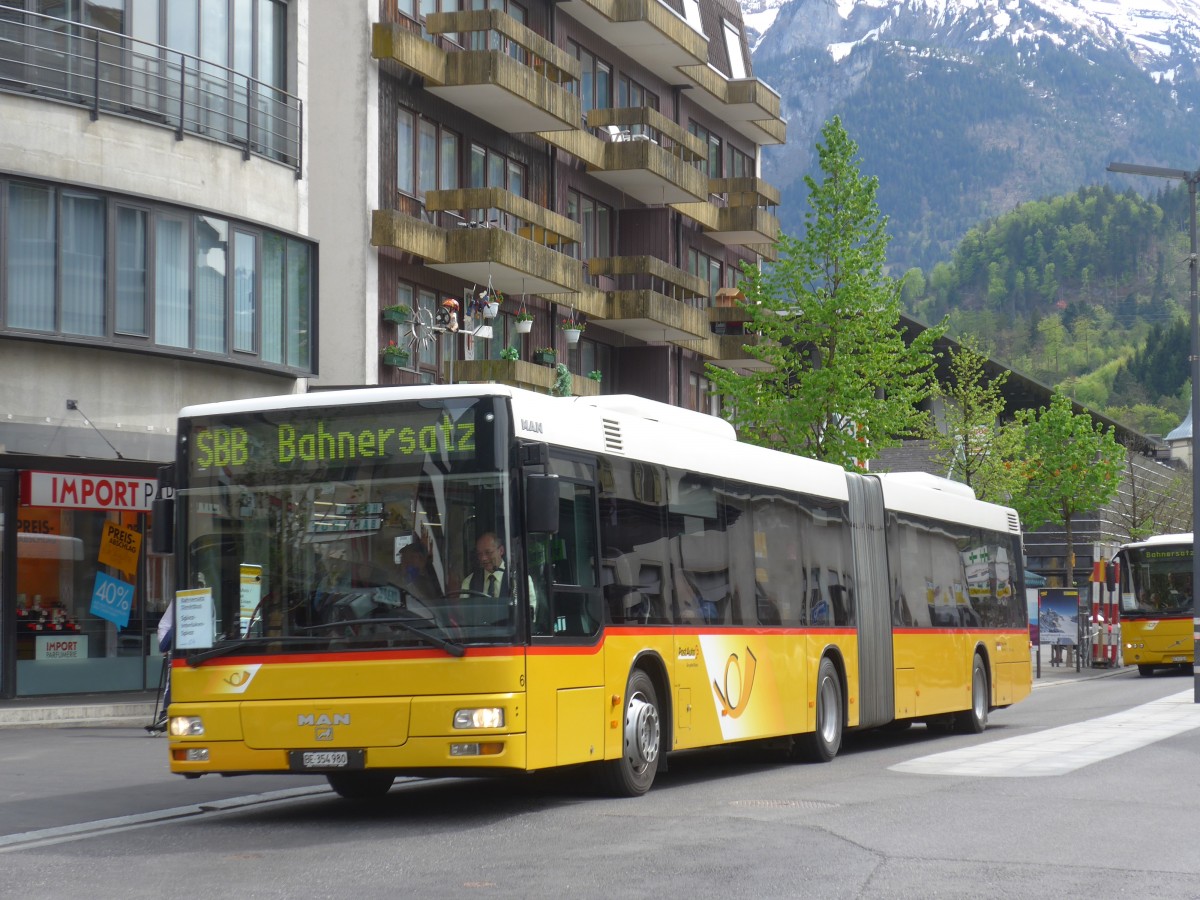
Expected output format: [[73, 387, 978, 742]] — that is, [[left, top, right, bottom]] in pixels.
[[712, 647, 757, 719]]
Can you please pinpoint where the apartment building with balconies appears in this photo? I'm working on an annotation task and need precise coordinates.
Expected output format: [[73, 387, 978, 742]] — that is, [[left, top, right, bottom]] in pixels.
[[310, 0, 783, 409], [0, 0, 313, 698]]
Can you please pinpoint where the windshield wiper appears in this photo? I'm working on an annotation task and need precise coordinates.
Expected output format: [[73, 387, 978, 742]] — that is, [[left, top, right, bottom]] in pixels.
[[185, 635, 319, 667], [299, 616, 466, 657]]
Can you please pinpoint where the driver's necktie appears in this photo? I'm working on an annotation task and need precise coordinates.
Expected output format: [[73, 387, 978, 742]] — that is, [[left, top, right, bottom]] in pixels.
[[487, 573, 498, 597]]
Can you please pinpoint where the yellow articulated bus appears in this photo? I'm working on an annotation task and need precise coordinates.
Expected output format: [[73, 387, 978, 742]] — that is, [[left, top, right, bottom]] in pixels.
[[154, 386, 1031, 798], [1112, 534, 1194, 675]]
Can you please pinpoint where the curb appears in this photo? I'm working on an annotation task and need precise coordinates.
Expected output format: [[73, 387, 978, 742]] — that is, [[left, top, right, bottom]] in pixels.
[[0, 702, 156, 729]]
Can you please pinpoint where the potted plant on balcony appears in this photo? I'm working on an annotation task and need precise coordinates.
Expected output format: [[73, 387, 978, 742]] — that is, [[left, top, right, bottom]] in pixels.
[[560, 316, 585, 345], [380, 340, 410, 368], [587, 370, 603, 383], [551, 363, 573, 397], [515, 308, 534, 334], [500, 346, 519, 361], [532, 346, 557, 367], [472, 287, 502, 319], [484, 289, 503, 319], [381, 304, 411, 325]]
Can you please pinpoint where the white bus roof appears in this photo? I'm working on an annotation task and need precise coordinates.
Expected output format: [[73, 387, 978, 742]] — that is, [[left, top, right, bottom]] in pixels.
[[1120, 533, 1194, 551], [179, 384, 1022, 528]]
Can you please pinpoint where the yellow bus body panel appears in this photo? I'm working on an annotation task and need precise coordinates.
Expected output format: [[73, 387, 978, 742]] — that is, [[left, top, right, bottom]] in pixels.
[[168, 627, 1031, 778], [168, 651, 530, 776], [1124, 618, 1193, 666], [893, 629, 1030, 718]]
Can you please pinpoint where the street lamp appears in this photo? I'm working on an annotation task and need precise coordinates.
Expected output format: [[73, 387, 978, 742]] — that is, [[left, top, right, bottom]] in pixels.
[[1108, 160, 1200, 703]]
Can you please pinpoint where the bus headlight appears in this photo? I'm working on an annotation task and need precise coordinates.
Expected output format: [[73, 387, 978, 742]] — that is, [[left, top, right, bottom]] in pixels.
[[169, 716, 205, 736], [453, 707, 504, 729]]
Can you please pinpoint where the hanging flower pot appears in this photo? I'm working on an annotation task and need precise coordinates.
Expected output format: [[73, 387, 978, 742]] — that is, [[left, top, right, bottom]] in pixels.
[[560, 316, 586, 345], [515, 318, 533, 334], [475, 324, 494, 340], [484, 301, 500, 319]]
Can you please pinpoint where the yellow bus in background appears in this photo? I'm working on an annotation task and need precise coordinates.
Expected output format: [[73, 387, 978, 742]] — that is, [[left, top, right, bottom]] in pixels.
[[1113, 534, 1194, 675], [156, 386, 1031, 798]]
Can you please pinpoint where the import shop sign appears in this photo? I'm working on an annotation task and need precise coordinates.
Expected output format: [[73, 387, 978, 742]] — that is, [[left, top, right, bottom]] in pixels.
[[21, 471, 161, 511], [35, 635, 89, 661]]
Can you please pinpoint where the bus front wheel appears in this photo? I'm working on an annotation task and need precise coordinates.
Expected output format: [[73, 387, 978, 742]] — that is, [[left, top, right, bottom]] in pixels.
[[601, 669, 661, 797], [327, 771, 395, 800], [795, 657, 843, 762], [955, 654, 989, 734]]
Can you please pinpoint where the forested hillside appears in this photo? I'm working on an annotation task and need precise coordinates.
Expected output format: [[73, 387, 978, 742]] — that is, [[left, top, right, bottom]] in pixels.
[[901, 183, 1193, 437]]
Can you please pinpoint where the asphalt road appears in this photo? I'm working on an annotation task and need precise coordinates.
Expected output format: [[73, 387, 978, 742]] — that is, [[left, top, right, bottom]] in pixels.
[[2, 667, 1198, 899]]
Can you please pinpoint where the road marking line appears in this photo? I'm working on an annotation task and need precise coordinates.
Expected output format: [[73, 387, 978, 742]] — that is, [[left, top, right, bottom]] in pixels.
[[890, 690, 1200, 777], [0, 786, 330, 853]]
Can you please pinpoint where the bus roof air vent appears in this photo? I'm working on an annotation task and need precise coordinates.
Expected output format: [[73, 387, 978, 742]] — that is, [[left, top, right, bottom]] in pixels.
[[603, 418, 623, 453], [1008, 512, 1020, 533]]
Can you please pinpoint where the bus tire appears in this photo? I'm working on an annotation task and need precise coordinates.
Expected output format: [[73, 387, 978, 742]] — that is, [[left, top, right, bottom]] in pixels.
[[955, 654, 989, 734], [327, 772, 395, 800], [796, 657, 843, 763], [601, 669, 661, 797], [1137, 665, 1154, 677]]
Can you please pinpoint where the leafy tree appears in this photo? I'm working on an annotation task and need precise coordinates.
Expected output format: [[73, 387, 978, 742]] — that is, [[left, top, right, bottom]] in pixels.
[[927, 338, 1024, 504], [1037, 313, 1066, 375], [707, 117, 944, 470], [1011, 394, 1124, 586]]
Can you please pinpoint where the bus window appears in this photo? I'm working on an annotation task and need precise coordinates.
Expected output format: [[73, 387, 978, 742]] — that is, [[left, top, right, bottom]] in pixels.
[[543, 459, 600, 637], [598, 456, 671, 625]]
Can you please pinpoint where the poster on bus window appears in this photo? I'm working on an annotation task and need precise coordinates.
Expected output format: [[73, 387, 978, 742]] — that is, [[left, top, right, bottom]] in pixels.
[[1038, 588, 1080, 646]]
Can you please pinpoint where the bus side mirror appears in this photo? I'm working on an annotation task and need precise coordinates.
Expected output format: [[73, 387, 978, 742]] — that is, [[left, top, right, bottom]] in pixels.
[[151, 497, 175, 554], [1104, 561, 1118, 592], [525, 474, 559, 534]]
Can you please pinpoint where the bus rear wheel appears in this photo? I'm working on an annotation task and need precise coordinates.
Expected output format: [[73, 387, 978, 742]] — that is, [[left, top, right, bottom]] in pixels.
[[327, 771, 395, 800], [794, 657, 843, 762], [601, 669, 661, 797], [954, 654, 989, 734]]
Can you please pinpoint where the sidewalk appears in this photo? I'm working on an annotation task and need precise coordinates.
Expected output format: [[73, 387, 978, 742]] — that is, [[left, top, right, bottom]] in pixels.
[[1031, 647, 1128, 686], [0, 690, 158, 729]]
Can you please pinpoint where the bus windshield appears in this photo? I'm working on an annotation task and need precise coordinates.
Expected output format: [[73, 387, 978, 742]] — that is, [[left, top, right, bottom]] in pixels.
[[1121, 543, 1194, 618], [175, 395, 525, 656]]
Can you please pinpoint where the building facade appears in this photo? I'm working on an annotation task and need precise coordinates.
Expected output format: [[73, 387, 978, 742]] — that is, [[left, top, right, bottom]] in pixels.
[[0, 0, 782, 698], [0, 0, 315, 698], [308, 0, 783, 404]]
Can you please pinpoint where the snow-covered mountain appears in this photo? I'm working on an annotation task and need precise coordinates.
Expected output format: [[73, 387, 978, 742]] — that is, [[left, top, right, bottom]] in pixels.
[[746, 0, 1200, 271]]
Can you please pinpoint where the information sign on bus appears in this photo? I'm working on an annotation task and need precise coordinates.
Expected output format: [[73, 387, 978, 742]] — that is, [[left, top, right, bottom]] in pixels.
[[187, 402, 496, 484]]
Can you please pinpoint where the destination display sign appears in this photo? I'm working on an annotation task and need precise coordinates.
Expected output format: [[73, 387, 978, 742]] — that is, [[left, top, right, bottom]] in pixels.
[[187, 403, 494, 481]]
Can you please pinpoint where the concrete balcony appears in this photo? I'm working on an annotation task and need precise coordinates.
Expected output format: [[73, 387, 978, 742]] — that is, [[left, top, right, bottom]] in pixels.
[[372, 12, 581, 133], [706, 332, 771, 370], [585, 107, 709, 205], [677, 64, 786, 146], [556, 0, 708, 85], [371, 187, 582, 295], [674, 177, 781, 246], [712, 298, 771, 370], [589, 255, 709, 342], [447, 358, 600, 396]]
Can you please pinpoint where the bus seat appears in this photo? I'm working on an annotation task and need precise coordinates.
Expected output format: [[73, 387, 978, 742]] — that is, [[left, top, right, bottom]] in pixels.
[[603, 551, 647, 623]]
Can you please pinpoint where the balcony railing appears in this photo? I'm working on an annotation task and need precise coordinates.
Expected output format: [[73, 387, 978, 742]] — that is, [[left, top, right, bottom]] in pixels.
[[0, 9, 302, 174]]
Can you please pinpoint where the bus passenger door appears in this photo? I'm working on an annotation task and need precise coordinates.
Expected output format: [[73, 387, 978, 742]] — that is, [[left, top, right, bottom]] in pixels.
[[526, 459, 605, 771]]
